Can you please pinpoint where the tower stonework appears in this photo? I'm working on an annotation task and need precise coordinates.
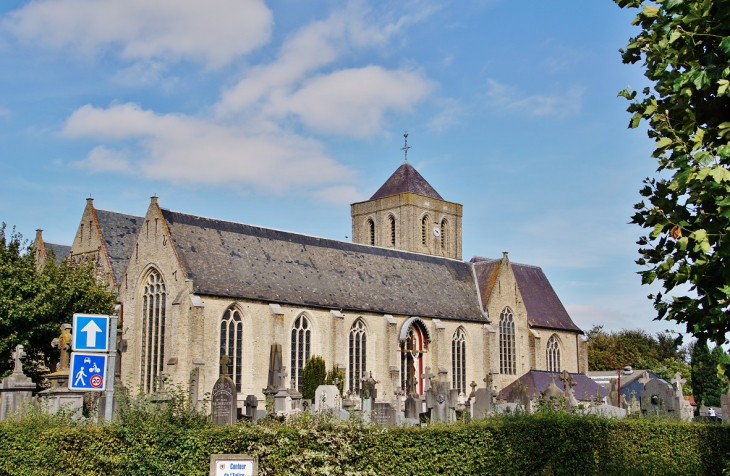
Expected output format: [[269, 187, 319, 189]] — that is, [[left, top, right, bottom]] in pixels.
[[351, 161, 462, 260]]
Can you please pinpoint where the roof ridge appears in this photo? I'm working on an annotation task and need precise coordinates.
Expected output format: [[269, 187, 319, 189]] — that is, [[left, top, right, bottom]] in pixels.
[[160, 207, 469, 264], [94, 208, 144, 218]]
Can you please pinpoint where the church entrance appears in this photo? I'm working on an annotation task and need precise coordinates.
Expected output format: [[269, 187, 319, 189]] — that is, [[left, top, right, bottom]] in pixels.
[[400, 321, 427, 395]]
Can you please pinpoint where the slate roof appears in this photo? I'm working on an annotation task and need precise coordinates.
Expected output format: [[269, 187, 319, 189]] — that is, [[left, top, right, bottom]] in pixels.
[[471, 256, 581, 333], [370, 161, 444, 200], [43, 242, 71, 262], [502, 370, 608, 399], [95, 209, 143, 285], [160, 208, 485, 321]]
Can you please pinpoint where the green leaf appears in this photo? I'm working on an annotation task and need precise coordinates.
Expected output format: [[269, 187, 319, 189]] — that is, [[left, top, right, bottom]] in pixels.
[[721, 37, 730, 56], [669, 30, 682, 43], [630, 112, 642, 128], [643, 5, 659, 17], [678, 237, 689, 251], [709, 167, 730, 183], [651, 223, 665, 238], [690, 229, 712, 254], [719, 79, 730, 96], [656, 137, 673, 148]]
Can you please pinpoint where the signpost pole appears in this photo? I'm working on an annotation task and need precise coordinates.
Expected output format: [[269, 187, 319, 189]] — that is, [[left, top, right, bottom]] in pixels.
[[104, 312, 119, 423]]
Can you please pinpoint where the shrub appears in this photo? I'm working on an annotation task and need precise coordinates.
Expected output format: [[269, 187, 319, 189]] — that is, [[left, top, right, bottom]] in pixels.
[[300, 355, 326, 400]]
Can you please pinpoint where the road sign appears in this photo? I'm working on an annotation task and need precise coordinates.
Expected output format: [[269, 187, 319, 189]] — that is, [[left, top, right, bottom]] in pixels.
[[68, 352, 107, 391], [72, 314, 109, 352]]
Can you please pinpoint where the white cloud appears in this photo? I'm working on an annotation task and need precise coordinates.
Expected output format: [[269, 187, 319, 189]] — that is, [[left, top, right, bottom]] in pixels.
[[313, 185, 363, 205], [64, 103, 354, 190], [427, 98, 462, 132], [486, 78, 583, 117], [1, 0, 273, 67]]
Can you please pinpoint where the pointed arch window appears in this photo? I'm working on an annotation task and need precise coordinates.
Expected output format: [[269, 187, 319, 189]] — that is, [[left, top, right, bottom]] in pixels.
[[546, 335, 561, 373], [499, 307, 516, 375], [349, 319, 367, 393], [291, 315, 311, 392], [388, 215, 396, 247], [367, 219, 375, 246], [421, 215, 429, 246], [220, 306, 243, 391], [140, 269, 166, 393], [452, 327, 466, 393]]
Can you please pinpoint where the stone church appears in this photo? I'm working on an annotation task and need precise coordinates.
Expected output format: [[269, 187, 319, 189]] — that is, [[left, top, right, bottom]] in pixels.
[[35, 157, 588, 405]]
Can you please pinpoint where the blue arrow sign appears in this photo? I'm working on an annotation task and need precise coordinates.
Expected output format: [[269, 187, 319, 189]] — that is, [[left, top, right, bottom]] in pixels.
[[72, 314, 110, 352], [68, 352, 107, 391]]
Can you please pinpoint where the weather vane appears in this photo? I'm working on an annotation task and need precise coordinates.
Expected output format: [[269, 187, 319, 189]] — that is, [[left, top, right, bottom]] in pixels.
[[401, 130, 411, 161]]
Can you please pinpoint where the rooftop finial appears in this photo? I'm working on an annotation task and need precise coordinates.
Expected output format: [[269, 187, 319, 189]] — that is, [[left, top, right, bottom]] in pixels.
[[401, 130, 411, 161]]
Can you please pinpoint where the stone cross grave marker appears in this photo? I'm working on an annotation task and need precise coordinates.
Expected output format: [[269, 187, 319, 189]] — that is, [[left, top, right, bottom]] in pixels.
[[421, 367, 435, 393], [11, 345, 26, 375], [50, 324, 72, 372], [671, 372, 686, 397]]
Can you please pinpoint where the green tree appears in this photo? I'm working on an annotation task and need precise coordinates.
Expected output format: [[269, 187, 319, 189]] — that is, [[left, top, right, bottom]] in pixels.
[[0, 225, 116, 383], [324, 364, 345, 395], [691, 342, 730, 406], [301, 355, 326, 401], [614, 0, 730, 345]]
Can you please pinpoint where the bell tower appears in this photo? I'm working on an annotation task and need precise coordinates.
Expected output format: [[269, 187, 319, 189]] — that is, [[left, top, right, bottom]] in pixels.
[[350, 133, 462, 260]]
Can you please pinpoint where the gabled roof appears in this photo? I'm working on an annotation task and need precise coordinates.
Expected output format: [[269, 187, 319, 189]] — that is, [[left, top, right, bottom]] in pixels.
[[44, 242, 71, 262], [501, 370, 608, 399], [471, 256, 581, 333], [159, 208, 485, 321], [370, 161, 444, 200], [95, 209, 142, 285]]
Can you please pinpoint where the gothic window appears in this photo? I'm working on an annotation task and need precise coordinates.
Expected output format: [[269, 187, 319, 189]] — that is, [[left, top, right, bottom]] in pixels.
[[421, 215, 429, 246], [348, 319, 367, 393], [499, 307, 516, 375], [388, 215, 396, 247], [291, 315, 311, 392], [220, 306, 243, 391], [140, 269, 166, 393], [401, 322, 426, 395], [452, 327, 466, 393], [367, 219, 375, 246], [440, 218, 448, 251], [546, 335, 561, 373]]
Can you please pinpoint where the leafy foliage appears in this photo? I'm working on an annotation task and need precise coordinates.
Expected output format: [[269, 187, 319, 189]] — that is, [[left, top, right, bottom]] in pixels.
[[1, 410, 730, 475], [691, 342, 730, 407], [0, 225, 116, 383], [586, 325, 692, 393], [325, 363, 345, 395], [301, 355, 326, 401], [614, 0, 730, 345]]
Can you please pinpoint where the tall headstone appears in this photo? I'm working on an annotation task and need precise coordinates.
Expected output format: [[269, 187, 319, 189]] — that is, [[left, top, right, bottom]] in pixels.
[[560, 371, 579, 409], [244, 395, 259, 421], [265, 343, 283, 393], [0, 345, 36, 421], [721, 390, 730, 425], [39, 324, 85, 417], [211, 355, 238, 426], [609, 378, 619, 407], [425, 378, 454, 422], [672, 372, 693, 421], [641, 378, 677, 416], [371, 401, 397, 426]]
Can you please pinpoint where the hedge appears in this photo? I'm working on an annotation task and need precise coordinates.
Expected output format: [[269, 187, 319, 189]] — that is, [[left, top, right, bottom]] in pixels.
[[1, 413, 729, 475]]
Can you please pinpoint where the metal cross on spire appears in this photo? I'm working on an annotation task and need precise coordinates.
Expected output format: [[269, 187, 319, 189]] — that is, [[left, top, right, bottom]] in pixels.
[[401, 130, 411, 161]]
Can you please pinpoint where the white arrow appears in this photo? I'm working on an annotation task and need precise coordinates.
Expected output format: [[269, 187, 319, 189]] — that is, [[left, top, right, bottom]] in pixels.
[[81, 320, 103, 348]]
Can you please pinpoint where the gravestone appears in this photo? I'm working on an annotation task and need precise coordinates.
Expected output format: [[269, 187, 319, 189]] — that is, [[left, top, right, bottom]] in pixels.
[[265, 343, 284, 393], [425, 380, 454, 422], [211, 356, 238, 426], [721, 390, 730, 425], [641, 378, 677, 416], [360, 372, 379, 400], [0, 345, 36, 421], [560, 371, 579, 409], [244, 395, 259, 421], [672, 372, 693, 421], [472, 388, 493, 419], [371, 401, 397, 426], [609, 378, 619, 407], [404, 392, 419, 419], [273, 367, 291, 415], [582, 403, 627, 418], [313, 385, 341, 413], [508, 380, 530, 407], [420, 367, 435, 393], [39, 324, 85, 418]]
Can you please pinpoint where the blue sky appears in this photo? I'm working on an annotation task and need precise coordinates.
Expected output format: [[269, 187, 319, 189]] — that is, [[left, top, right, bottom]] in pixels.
[[0, 1, 673, 335]]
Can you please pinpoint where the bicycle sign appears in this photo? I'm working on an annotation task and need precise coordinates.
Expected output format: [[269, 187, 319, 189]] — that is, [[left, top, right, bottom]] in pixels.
[[68, 352, 107, 391]]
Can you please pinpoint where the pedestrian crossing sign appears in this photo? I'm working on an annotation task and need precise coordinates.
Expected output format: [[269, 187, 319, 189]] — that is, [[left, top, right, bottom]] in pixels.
[[68, 352, 107, 391]]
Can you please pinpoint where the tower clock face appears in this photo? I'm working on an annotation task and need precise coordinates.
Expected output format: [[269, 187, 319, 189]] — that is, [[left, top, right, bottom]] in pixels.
[[433, 227, 441, 237]]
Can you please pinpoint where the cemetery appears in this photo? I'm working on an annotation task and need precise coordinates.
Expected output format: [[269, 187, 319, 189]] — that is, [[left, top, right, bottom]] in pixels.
[[1, 334, 730, 475]]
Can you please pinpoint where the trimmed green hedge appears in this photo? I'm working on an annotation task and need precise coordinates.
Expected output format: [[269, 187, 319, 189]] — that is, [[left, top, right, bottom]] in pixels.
[[1, 414, 729, 475]]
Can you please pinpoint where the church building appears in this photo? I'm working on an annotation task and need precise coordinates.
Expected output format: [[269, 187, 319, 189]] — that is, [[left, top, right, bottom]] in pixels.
[[38, 152, 588, 405]]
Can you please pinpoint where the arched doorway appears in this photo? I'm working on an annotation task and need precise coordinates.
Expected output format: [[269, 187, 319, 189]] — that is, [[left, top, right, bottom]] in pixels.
[[399, 317, 430, 395]]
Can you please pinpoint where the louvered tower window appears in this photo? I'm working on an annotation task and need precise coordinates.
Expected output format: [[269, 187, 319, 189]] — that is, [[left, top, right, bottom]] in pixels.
[[421, 215, 429, 246], [440, 219, 448, 251], [389, 215, 396, 247], [367, 219, 375, 246]]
